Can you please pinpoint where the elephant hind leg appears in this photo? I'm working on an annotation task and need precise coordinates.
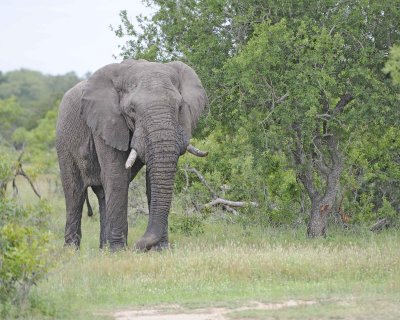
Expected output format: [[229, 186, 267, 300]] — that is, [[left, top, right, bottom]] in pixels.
[[91, 185, 106, 249], [86, 193, 94, 217]]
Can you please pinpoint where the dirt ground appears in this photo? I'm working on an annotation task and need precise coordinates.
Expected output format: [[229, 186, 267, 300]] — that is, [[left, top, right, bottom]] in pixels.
[[101, 300, 317, 320]]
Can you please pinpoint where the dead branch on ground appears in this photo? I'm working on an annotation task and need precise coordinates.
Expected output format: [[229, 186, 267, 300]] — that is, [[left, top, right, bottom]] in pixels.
[[370, 218, 391, 233], [184, 166, 258, 215]]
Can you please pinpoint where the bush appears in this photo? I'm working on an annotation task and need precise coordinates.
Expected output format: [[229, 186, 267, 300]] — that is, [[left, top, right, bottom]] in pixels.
[[169, 211, 206, 236], [0, 223, 50, 311], [0, 154, 52, 317]]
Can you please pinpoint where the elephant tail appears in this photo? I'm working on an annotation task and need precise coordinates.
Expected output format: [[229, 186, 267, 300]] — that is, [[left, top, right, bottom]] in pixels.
[[86, 191, 93, 217]]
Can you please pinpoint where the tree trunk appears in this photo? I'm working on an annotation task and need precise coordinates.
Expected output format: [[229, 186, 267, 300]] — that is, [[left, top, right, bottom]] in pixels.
[[307, 152, 343, 238], [307, 197, 330, 237]]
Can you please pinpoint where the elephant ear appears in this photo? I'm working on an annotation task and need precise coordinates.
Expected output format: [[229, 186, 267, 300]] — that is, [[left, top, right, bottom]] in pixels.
[[168, 61, 208, 139], [81, 63, 130, 151]]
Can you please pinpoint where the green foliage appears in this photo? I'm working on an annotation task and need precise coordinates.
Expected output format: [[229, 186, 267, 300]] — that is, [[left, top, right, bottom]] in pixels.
[[176, 122, 302, 226], [0, 69, 79, 177], [383, 45, 400, 84], [13, 105, 59, 175], [169, 212, 206, 236], [0, 69, 80, 132], [0, 97, 23, 142], [0, 223, 50, 311], [0, 198, 52, 316], [377, 197, 398, 220], [0, 155, 52, 317], [0, 152, 13, 193]]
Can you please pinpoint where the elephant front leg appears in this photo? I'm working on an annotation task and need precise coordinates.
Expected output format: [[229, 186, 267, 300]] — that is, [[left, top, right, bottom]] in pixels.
[[102, 174, 129, 251], [94, 136, 130, 251]]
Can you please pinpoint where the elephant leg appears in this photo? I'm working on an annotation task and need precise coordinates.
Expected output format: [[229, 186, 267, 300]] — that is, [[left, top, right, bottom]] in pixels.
[[94, 136, 130, 251], [91, 185, 106, 249], [145, 169, 169, 251], [59, 159, 86, 248], [103, 177, 129, 251]]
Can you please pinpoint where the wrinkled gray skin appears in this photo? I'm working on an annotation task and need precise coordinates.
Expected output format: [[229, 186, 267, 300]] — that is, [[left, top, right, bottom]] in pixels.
[[56, 60, 207, 251]]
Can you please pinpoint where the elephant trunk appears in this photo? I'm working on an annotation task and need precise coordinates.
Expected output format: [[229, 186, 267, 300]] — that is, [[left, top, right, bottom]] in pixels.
[[135, 113, 181, 251], [145, 158, 177, 243]]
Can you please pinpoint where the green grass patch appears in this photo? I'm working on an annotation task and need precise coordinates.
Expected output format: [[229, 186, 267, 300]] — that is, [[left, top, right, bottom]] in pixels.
[[28, 217, 400, 319], [7, 177, 400, 319]]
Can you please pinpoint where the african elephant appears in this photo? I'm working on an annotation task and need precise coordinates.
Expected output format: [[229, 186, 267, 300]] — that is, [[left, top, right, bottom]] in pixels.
[[56, 59, 208, 251]]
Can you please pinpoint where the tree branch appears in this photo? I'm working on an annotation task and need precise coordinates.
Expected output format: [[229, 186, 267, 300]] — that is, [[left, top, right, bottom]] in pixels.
[[333, 93, 354, 115], [186, 167, 218, 199], [12, 150, 41, 199], [186, 166, 258, 215], [17, 168, 41, 199], [292, 123, 318, 200]]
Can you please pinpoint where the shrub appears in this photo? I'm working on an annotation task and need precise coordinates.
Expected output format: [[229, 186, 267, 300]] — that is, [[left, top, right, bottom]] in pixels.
[[0, 223, 50, 310], [0, 153, 52, 317]]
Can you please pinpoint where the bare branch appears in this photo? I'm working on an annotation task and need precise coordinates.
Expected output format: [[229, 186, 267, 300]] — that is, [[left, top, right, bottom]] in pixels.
[[276, 92, 289, 105], [187, 167, 217, 199], [17, 168, 41, 199], [203, 198, 258, 208], [312, 137, 331, 176], [12, 150, 41, 199], [182, 165, 190, 193], [186, 166, 257, 215]]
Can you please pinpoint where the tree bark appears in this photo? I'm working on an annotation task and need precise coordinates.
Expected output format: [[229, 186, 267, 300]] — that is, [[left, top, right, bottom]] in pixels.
[[307, 134, 343, 238]]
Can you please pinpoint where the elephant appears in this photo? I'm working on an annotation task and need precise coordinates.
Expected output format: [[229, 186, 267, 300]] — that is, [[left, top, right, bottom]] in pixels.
[[56, 59, 208, 251]]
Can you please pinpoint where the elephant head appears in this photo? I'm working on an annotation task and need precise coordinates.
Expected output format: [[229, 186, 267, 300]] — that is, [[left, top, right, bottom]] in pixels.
[[81, 59, 208, 250]]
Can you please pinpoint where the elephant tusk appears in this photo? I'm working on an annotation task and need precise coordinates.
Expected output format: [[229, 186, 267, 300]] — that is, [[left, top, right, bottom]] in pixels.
[[186, 144, 208, 157], [125, 149, 138, 169]]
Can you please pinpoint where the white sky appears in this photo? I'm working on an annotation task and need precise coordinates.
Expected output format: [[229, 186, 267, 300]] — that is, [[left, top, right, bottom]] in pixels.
[[0, 0, 152, 77]]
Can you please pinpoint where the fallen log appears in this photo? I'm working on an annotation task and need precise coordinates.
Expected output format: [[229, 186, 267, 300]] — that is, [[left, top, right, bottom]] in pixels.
[[203, 197, 259, 209], [370, 218, 391, 232], [185, 166, 258, 215]]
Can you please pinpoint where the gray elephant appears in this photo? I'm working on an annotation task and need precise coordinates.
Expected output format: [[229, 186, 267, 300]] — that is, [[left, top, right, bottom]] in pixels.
[[56, 59, 208, 251]]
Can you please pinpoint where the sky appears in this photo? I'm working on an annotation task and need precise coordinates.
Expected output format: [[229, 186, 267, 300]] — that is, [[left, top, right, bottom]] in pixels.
[[0, 0, 152, 77]]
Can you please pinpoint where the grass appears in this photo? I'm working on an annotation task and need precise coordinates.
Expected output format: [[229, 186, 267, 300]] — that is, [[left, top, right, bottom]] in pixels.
[[9, 176, 400, 319]]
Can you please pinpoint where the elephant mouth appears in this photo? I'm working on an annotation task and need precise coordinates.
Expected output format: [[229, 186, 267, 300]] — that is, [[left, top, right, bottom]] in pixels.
[[125, 143, 208, 169]]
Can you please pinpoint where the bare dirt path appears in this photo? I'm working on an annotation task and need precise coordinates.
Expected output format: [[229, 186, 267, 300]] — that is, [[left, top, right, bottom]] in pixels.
[[98, 300, 317, 320]]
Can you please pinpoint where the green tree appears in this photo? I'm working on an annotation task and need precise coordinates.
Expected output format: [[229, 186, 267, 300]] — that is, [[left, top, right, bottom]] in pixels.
[[12, 102, 59, 175], [116, 0, 400, 234], [0, 97, 23, 142], [0, 69, 80, 132], [223, 16, 398, 235]]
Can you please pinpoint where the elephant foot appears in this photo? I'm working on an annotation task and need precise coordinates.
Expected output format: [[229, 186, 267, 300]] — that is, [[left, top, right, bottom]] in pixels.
[[152, 240, 170, 251], [63, 242, 80, 250], [108, 242, 126, 252], [64, 235, 81, 250], [135, 234, 169, 252]]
